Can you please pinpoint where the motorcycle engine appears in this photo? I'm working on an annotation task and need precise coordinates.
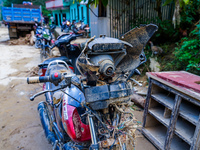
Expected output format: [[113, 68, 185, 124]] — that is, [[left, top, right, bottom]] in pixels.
[[76, 36, 133, 83]]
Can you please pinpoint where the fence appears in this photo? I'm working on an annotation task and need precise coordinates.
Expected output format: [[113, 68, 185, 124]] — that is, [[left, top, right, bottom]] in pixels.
[[109, 0, 175, 38]]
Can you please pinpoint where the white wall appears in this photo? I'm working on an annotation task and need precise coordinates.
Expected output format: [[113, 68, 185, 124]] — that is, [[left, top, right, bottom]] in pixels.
[[90, 5, 110, 37]]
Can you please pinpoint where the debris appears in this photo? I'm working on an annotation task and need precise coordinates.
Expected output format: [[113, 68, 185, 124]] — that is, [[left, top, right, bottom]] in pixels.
[[149, 57, 160, 72], [19, 92, 24, 95], [130, 93, 146, 108], [8, 33, 34, 45], [10, 84, 15, 89], [30, 31, 34, 45], [27, 66, 39, 77], [51, 47, 61, 57]]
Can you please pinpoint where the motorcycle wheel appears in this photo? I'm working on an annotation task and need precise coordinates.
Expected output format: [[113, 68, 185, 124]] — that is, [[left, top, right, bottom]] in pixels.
[[43, 48, 48, 59], [40, 46, 46, 61], [35, 39, 41, 49], [40, 49, 44, 61]]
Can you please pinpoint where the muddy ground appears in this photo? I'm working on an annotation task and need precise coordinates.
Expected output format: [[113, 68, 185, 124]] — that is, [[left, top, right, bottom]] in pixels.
[[0, 26, 156, 150]]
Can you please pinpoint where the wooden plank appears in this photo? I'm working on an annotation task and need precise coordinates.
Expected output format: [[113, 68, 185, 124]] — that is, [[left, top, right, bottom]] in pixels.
[[152, 79, 200, 107], [145, 113, 162, 127], [149, 97, 160, 108], [190, 114, 200, 150], [171, 135, 190, 150], [179, 101, 199, 125], [142, 126, 166, 150], [149, 108, 170, 127], [174, 116, 195, 145], [143, 78, 153, 127], [164, 95, 182, 150], [164, 107, 171, 118], [147, 72, 200, 101], [151, 93, 175, 109], [148, 71, 200, 93]]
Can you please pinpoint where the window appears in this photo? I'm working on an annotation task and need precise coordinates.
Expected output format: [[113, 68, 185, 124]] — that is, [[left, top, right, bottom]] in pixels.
[[55, 14, 58, 25], [63, 13, 66, 20], [77, 5, 80, 20], [81, 7, 84, 21], [74, 8, 76, 20], [98, 0, 106, 17]]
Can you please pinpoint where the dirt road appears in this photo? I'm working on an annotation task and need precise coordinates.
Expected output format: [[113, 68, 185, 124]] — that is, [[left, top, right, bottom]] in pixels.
[[0, 26, 156, 150], [0, 26, 51, 150]]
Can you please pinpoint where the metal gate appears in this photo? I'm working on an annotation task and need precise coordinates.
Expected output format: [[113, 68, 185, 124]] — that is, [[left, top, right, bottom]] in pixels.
[[109, 0, 175, 38]]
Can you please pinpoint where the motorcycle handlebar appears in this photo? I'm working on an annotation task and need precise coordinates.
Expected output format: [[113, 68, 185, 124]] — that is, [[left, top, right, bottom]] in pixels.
[[27, 72, 72, 85], [27, 76, 50, 84]]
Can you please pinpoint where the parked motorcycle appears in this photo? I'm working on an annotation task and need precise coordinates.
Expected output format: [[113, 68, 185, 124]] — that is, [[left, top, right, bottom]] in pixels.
[[71, 20, 90, 37], [33, 21, 43, 49], [40, 25, 56, 61], [27, 24, 158, 150], [51, 32, 83, 74], [61, 20, 71, 33]]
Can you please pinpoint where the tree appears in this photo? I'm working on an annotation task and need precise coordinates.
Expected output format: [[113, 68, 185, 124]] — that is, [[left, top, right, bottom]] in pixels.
[[3, 0, 24, 7], [79, 0, 108, 7], [163, 0, 200, 28]]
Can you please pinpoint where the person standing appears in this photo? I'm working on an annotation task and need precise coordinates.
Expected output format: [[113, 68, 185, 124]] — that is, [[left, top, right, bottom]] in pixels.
[[50, 15, 54, 24]]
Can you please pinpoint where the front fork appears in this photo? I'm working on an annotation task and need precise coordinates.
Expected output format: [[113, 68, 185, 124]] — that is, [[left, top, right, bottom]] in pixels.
[[88, 113, 99, 150]]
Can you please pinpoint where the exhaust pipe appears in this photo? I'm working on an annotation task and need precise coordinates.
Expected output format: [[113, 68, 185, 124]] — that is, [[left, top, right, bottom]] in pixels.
[[38, 102, 59, 150]]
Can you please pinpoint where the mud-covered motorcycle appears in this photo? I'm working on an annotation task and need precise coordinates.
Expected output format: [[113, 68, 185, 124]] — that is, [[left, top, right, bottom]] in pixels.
[[27, 24, 158, 150], [40, 25, 56, 61], [33, 21, 43, 49]]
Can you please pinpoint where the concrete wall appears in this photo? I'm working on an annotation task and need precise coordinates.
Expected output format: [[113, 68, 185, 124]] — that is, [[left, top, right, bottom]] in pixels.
[[70, 3, 88, 25], [90, 5, 110, 37], [49, 1, 88, 27]]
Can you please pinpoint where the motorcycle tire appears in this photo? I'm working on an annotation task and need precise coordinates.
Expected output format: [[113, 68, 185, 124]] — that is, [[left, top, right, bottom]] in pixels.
[[40, 49, 44, 61], [35, 40, 41, 49], [40, 47, 46, 61]]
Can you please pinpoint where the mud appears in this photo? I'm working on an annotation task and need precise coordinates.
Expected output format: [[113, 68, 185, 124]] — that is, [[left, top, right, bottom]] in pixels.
[[0, 26, 52, 150], [0, 26, 156, 150]]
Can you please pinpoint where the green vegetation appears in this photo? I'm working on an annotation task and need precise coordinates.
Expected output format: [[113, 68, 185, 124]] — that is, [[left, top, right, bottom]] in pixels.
[[141, 0, 200, 76], [172, 23, 200, 74]]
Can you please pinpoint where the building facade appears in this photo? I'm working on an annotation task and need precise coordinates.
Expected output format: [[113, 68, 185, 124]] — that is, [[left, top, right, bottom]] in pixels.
[[45, 0, 89, 27]]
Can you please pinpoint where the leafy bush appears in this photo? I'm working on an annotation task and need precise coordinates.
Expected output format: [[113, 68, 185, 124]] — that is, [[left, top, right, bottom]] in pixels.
[[173, 22, 200, 75]]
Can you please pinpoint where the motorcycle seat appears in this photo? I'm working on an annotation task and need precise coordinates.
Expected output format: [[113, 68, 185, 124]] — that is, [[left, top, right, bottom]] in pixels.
[[38, 56, 72, 69]]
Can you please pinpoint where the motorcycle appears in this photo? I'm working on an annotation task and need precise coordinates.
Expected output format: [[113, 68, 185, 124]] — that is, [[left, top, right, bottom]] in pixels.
[[27, 24, 158, 150], [71, 20, 90, 37], [40, 25, 56, 61], [61, 20, 71, 33], [50, 33, 83, 74], [33, 21, 43, 49]]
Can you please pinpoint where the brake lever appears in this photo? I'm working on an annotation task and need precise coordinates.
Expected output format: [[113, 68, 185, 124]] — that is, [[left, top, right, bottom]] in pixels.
[[30, 87, 63, 101]]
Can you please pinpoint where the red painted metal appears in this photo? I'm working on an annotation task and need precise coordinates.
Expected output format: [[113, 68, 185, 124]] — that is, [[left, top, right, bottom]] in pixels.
[[62, 97, 91, 142], [54, 72, 58, 78], [148, 71, 200, 93]]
